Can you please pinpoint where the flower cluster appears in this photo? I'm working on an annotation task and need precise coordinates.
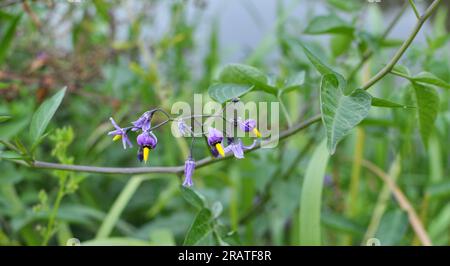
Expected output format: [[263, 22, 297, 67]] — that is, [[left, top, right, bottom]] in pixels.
[[206, 118, 260, 159], [107, 108, 262, 188], [108, 111, 158, 163]]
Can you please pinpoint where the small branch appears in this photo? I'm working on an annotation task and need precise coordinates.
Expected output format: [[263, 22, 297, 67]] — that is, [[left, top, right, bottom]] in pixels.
[[30, 115, 322, 175], [408, 0, 421, 20], [389, 69, 412, 80], [348, 2, 408, 81], [361, 159, 432, 246], [361, 0, 442, 90]]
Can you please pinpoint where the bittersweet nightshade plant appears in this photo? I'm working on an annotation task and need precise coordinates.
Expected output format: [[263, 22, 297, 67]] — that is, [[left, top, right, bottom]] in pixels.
[[106, 102, 262, 187], [2, 0, 447, 247]]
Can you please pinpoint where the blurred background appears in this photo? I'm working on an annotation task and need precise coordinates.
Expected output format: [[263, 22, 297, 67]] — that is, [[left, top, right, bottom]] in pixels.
[[0, 0, 449, 246]]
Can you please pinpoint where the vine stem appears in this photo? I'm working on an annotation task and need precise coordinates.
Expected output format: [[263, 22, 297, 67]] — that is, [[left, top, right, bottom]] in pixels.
[[31, 115, 321, 175], [21, 0, 441, 175], [361, 0, 442, 90]]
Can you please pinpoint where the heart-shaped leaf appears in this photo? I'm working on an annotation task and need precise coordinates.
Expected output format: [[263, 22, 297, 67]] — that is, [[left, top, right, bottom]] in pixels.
[[320, 74, 372, 154]]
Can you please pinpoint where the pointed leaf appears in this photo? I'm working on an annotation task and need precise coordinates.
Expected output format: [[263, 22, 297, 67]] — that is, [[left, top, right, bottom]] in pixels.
[[0, 115, 11, 123], [0, 14, 22, 65], [218, 63, 276, 94], [412, 72, 450, 90], [29, 87, 67, 147], [183, 208, 213, 246], [304, 14, 354, 35], [281, 71, 305, 93], [371, 97, 414, 108], [299, 42, 347, 89], [413, 83, 439, 145], [320, 74, 371, 154], [180, 186, 206, 210], [208, 83, 254, 104]]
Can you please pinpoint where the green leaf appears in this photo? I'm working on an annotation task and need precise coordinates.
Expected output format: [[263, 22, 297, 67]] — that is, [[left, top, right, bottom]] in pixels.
[[426, 181, 450, 200], [218, 63, 276, 94], [371, 97, 413, 108], [320, 74, 372, 154], [326, 0, 362, 12], [299, 140, 330, 245], [413, 83, 439, 145], [330, 34, 353, 57], [375, 210, 408, 245], [281, 71, 305, 93], [180, 186, 206, 210], [392, 65, 411, 77], [0, 115, 11, 123], [0, 14, 22, 65], [29, 87, 67, 147], [322, 211, 365, 236], [208, 83, 254, 104], [96, 176, 143, 239], [304, 14, 354, 35], [299, 42, 347, 89], [412, 72, 450, 89], [183, 208, 213, 246]]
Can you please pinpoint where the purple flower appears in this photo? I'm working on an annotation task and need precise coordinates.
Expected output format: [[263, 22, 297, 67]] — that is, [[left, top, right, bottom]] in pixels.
[[107, 117, 132, 149], [136, 131, 158, 163], [177, 120, 192, 136], [207, 127, 225, 157], [182, 158, 195, 187], [132, 111, 153, 131], [224, 139, 257, 159], [239, 119, 261, 138]]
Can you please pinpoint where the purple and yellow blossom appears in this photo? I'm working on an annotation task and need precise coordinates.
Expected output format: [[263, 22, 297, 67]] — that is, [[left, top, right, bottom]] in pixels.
[[207, 127, 225, 157], [107, 117, 132, 149], [239, 119, 262, 138], [136, 131, 158, 163], [182, 157, 196, 187], [224, 138, 258, 159], [132, 111, 153, 131]]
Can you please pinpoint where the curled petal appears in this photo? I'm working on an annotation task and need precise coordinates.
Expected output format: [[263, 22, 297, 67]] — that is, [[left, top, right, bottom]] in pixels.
[[182, 158, 195, 187]]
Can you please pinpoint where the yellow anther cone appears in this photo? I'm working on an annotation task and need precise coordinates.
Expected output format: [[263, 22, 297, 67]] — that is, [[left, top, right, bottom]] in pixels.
[[143, 147, 150, 163], [113, 135, 122, 141], [215, 143, 225, 157], [253, 128, 262, 138]]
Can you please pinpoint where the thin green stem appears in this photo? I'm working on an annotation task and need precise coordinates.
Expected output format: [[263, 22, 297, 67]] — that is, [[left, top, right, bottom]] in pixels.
[[361, 0, 442, 90], [390, 69, 412, 80], [42, 176, 66, 246], [348, 2, 408, 81], [408, 0, 421, 19]]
